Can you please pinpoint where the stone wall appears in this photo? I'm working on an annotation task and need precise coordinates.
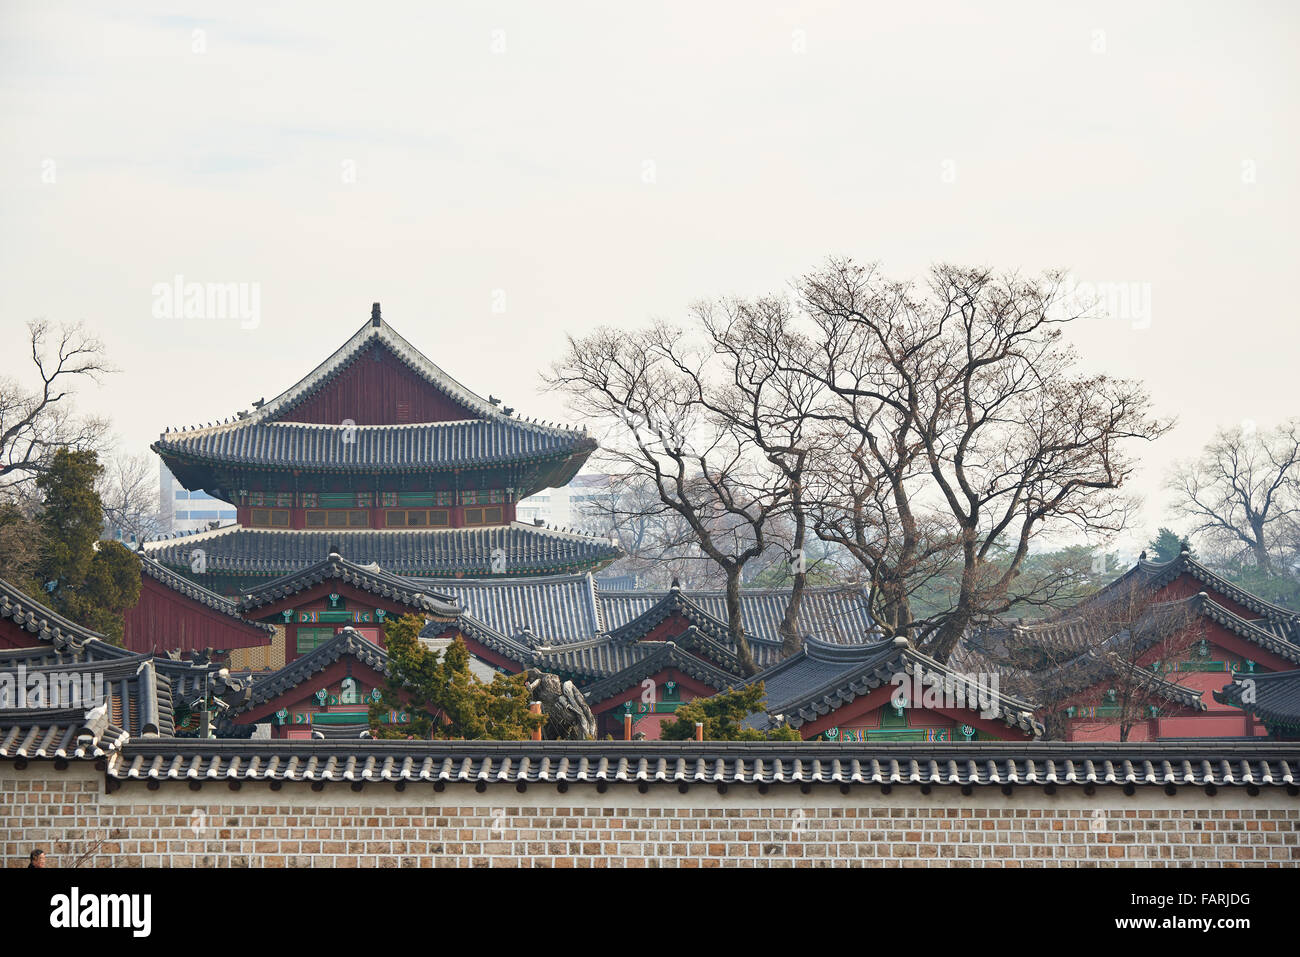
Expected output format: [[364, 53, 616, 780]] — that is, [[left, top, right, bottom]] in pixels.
[[3, 762, 1297, 867]]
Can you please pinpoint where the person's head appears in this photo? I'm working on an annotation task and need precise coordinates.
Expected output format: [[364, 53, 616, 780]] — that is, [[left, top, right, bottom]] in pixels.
[[30, 849, 45, 868]]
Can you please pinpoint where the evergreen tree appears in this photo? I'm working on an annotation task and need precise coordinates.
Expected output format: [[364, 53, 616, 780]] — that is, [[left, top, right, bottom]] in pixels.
[[34, 449, 103, 592], [369, 614, 542, 740], [65, 540, 142, 641], [659, 682, 800, 741], [29, 448, 140, 644], [1147, 527, 1187, 563]]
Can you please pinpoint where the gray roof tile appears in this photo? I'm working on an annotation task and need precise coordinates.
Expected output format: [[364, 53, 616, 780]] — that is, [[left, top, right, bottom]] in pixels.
[[103, 739, 1300, 789], [240, 551, 461, 617], [0, 707, 129, 759], [1216, 669, 1300, 730], [138, 552, 274, 633], [239, 627, 390, 712], [0, 578, 109, 653], [143, 524, 622, 579], [152, 317, 594, 489], [747, 637, 1043, 735]]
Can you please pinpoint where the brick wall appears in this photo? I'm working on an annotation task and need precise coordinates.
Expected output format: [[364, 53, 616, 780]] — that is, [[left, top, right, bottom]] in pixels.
[[3, 762, 1298, 867]]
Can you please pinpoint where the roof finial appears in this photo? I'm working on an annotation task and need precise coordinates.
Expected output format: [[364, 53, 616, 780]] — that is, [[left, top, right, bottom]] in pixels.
[[371, 302, 382, 326]]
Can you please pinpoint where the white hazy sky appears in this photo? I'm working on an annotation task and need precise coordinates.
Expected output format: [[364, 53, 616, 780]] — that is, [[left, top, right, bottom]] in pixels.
[[2, 1, 1297, 555]]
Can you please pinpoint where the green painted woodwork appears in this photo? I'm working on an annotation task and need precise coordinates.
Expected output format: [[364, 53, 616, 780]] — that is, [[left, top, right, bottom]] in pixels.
[[296, 627, 335, 655], [880, 703, 907, 728], [309, 710, 371, 725]]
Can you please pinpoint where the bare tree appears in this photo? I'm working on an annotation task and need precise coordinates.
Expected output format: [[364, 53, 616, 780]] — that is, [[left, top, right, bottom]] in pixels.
[[1168, 420, 1300, 573], [798, 260, 1173, 662], [576, 471, 726, 589], [99, 450, 165, 545], [0, 320, 113, 495], [976, 576, 1204, 741], [546, 325, 790, 675], [675, 296, 824, 654], [776, 276, 959, 638]]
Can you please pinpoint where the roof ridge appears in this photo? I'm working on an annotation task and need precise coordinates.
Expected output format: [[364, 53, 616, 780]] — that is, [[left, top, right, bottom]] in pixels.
[[158, 310, 592, 438]]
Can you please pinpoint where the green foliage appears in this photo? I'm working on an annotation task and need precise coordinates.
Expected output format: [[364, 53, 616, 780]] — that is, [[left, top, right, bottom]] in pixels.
[[34, 449, 104, 591], [1212, 560, 1300, 612], [745, 560, 841, 590], [28, 449, 140, 644], [1147, 528, 1188, 563], [0, 503, 42, 583], [369, 614, 543, 740], [906, 543, 1121, 622], [66, 541, 142, 643], [659, 682, 801, 741]]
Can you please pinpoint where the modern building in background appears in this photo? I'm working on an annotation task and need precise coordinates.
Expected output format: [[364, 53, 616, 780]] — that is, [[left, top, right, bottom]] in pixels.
[[160, 461, 237, 534], [516, 472, 614, 529]]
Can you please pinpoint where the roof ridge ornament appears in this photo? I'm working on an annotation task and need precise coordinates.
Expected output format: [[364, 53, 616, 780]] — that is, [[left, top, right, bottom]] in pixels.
[[371, 302, 381, 327]]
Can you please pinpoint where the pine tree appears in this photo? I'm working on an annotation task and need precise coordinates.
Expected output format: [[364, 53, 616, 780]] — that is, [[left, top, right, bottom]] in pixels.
[[33, 449, 103, 592], [369, 614, 542, 740], [659, 682, 801, 741], [1147, 527, 1187, 563], [29, 448, 140, 644]]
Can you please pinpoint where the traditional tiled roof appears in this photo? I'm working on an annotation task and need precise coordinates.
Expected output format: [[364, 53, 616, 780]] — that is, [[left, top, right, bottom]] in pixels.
[[600, 583, 875, 649], [975, 592, 1300, 669], [103, 739, 1300, 790], [579, 638, 741, 706], [522, 634, 641, 678], [238, 627, 389, 712], [0, 578, 109, 653], [1026, 551, 1300, 649], [1129, 552, 1300, 630], [432, 611, 536, 665], [153, 418, 595, 479], [143, 524, 622, 580], [415, 573, 604, 645], [239, 551, 461, 617], [1187, 593, 1300, 664], [245, 313, 516, 427], [1216, 670, 1300, 731], [137, 551, 275, 635], [0, 637, 138, 670], [1019, 649, 1208, 711], [153, 656, 251, 715], [746, 636, 1043, 736], [602, 584, 776, 663], [151, 313, 594, 491], [411, 576, 874, 664], [0, 706, 129, 759]]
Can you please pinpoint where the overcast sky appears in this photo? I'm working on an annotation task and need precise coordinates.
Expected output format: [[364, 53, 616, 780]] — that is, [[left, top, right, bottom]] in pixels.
[[2, 1, 1296, 555]]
